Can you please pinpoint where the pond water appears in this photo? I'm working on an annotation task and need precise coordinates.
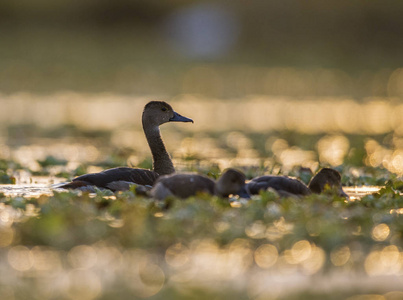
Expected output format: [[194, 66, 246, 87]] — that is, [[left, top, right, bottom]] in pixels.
[[0, 182, 381, 199]]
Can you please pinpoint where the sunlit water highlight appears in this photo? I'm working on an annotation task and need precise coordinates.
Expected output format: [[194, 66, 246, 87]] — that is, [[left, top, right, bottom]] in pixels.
[[0, 183, 381, 199], [2, 93, 403, 176], [0, 177, 66, 197]]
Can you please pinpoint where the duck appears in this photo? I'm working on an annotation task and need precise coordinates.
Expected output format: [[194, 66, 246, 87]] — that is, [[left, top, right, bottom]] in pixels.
[[58, 101, 193, 190], [150, 168, 246, 200], [242, 168, 348, 199]]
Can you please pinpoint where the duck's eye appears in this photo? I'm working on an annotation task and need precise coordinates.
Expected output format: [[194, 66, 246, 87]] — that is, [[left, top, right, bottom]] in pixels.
[[161, 107, 167, 112]]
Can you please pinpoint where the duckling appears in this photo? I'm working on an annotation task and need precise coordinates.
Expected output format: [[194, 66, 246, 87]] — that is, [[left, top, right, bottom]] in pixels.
[[308, 168, 348, 198], [243, 168, 348, 198], [150, 168, 246, 200], [58, 101, 193, 190]]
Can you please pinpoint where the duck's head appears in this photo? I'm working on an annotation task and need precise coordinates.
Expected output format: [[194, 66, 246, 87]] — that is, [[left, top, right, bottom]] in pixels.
[[308, 168, 348, 199], [216, 168, 246, 197], [143, 101, 193, 127]]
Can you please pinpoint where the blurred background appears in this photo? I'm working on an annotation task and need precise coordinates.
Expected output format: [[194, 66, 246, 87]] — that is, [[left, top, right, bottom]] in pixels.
[[1, 0, 403, 177], [2, 2, 403, 299]]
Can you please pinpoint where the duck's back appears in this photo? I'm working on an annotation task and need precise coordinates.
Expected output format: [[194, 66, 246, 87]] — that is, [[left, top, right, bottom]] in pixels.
[[66, 167, 159, 188], [151, 174, 215, 199], [247, 175, 311, 196]]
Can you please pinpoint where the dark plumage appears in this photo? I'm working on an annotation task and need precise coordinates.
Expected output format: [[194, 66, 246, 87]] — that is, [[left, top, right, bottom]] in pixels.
[[242, 168, 348, 199], [246, 175, 311, 196], [58, 101, 193, 190], [150, 168, 246, 200], [59, 167, 158, 189]]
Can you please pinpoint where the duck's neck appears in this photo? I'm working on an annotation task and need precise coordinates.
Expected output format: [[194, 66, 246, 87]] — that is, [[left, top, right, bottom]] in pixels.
[[143, 125, 175, 175]]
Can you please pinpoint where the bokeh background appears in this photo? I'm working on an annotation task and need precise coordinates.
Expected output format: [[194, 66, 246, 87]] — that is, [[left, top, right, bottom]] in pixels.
[[2, 2, 403, 300], [1, 1, 403, 177]]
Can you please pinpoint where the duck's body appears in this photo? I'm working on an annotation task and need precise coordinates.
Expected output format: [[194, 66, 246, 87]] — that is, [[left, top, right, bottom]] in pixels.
[[60, 167, 158, 189], [243, 168, 348, 198], [58, 101, 193, 190], [246, 175, 311, 196], [307, 168, 345, 196], [151, 168, 246, 200]]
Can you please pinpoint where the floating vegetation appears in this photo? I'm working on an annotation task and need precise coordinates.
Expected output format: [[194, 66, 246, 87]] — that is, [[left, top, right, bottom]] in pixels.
[[0, 105, 403, 298], [0, 162, 402, 299]]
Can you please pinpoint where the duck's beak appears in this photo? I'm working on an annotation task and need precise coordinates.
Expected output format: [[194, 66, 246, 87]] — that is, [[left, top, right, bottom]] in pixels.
[[170, 111, 193, 123], [338, 187, 350, 200]]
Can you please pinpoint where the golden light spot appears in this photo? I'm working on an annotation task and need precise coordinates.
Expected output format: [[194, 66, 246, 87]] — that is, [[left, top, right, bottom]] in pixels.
[[229, 239, 253, 257], [390, 208, 403, 215], [271, 139, 289, 156], [95, 246, 122, 270], [165, 243, 190, 268], [380, 245, 401, 274], [108, 218, 124, 228], [371, 223, 390, 241], [245, 221, 266, 239], [25, 203, 39, 217], [301, 245, 326, 274], [363, 101, 393, 134], [390, 150, 403, 175], [283, 249, 298, 264], [352, 226, 362, 236], [334, 100, 361, 133], [230, 201, 242, 208], [137, 263, 166, 298], [275, 253, 299, 275], [31, 246, 62, 271], [0, 227, 14, 248], [225, 240, 254, 277], [0, 208, 14, 227], [330, 246, 351, 266], [66, 269, 102, 300], [265, 217, 294, 241], [8, 246, 33, 271], [154, 212, 164, 218], [317, 135, 350, 166], [122, 250, 165, 297], [254, 244, 278, 269], [226, 131, 252, 150], [291, 240, 312, 263], [365, 139, 380, 155], [279, 147, 316, 171], [364, 247, 400, 276], [67, 245, 98, 269]]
